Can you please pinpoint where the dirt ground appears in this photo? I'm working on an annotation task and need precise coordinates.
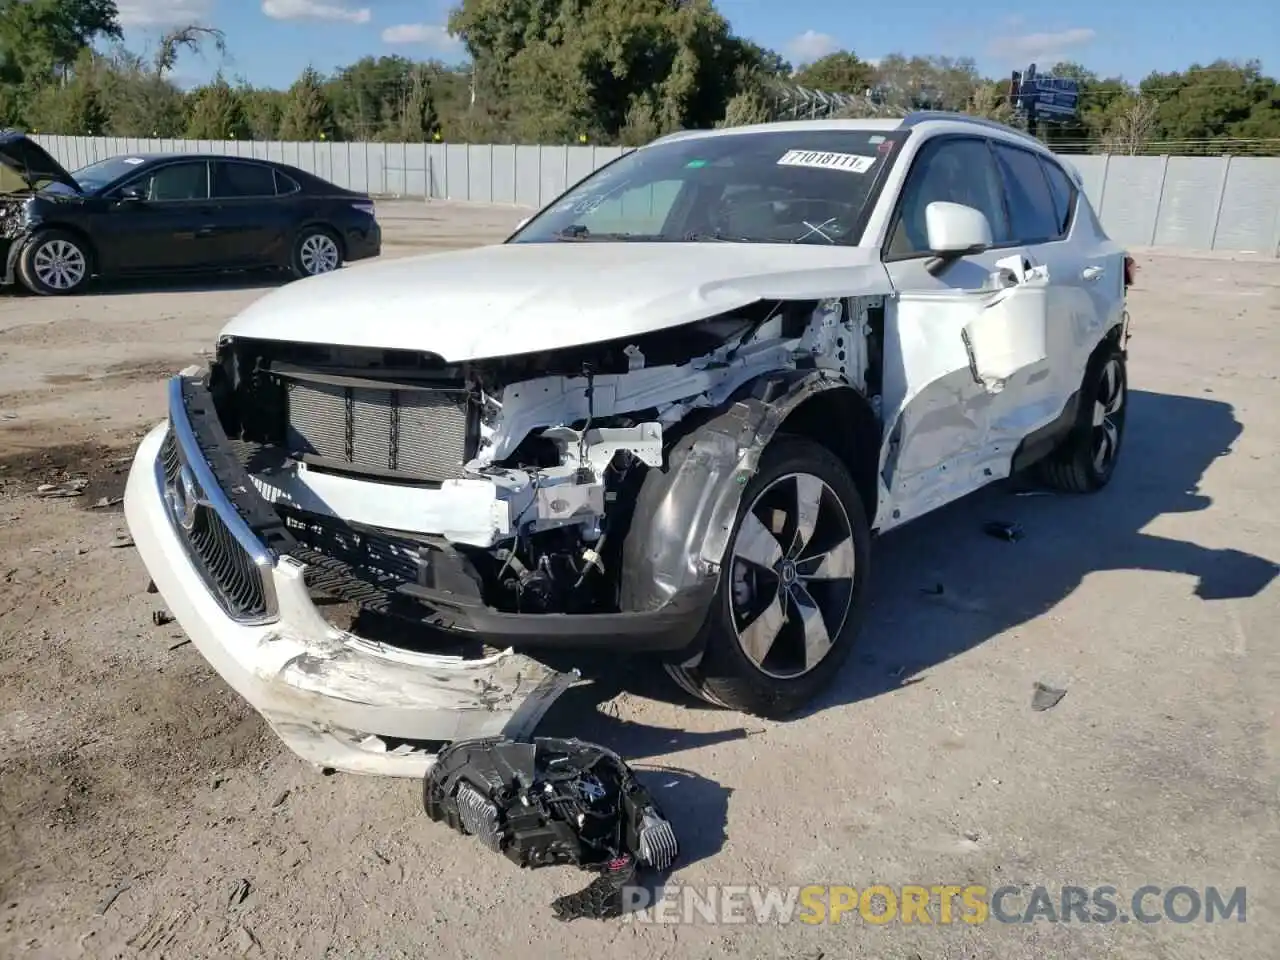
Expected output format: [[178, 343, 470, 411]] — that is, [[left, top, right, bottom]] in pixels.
[[1, 201, 1277, 960]]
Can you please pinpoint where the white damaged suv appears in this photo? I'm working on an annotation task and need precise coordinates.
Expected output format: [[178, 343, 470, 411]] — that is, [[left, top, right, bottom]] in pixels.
[[124, 113, 1132, 776]]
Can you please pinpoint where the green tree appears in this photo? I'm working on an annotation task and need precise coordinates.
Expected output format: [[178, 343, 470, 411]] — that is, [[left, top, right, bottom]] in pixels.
[[26, 48, 109, 133], [0, 0, 121, 82], [793, 51, 875, 95], [1140, 60, 1280, 147], [448, 0, 777, 142], [186, 73, 247, 139], [238, 84, 287, 140], [279, 66, 336, 140]]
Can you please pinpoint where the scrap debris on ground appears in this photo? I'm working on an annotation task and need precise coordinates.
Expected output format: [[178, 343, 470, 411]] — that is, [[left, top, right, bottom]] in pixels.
[[423, 737, 679, 921]]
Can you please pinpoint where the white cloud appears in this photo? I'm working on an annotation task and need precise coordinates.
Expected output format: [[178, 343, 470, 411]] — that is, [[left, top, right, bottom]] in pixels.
[[986, 28, 1096, 64], [261, 0, 370, 24], [785, 30, 841, 66], [380, 23, 463, 56], [117, 0, 215, 27]]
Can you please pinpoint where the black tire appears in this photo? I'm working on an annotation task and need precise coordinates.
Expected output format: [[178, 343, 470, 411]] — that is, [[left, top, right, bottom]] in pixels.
[[18, 229, 92, 296], [290, 226, 343, 279], [1037, 339, 1127, 493], [665, 435, 871, 718]]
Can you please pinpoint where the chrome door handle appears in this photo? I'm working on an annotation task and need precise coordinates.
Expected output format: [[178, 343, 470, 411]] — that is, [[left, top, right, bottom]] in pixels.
[[1082, 265, 1105, 282]]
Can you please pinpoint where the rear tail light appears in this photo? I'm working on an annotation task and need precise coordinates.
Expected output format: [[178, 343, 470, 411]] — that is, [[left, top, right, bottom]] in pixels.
[[352, 201, 376, 217], [1123, 254, 1136, 288]]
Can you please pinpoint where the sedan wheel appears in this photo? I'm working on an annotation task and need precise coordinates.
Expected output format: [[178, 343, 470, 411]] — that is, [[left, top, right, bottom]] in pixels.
[[293, 230, 342, 278], [664, 436, 871, 718], [20, 233, 91, 295]]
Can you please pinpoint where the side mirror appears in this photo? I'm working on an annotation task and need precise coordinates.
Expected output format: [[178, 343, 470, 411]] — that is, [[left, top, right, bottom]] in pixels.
[[925, 201, 992, 254], [117, 185, 145, 203]]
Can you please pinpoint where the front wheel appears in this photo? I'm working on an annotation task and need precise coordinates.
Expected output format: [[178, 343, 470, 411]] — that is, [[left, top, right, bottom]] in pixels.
[[18, 230, 92, 295], [665, 435, 871, 718], [291, 227, 343, 279]]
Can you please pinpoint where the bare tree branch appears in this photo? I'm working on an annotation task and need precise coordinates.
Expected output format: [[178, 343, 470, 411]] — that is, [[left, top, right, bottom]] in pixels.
[[1101, 97, 1160, 155], [153, 25, 227, 78]]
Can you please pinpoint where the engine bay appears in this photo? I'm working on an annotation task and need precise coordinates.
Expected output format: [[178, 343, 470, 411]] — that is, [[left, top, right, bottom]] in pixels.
[[203, 297, 880, 619]]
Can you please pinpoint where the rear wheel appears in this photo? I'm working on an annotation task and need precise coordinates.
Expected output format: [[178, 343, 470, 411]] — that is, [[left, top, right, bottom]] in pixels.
[[19, 230, 92, 295], [291, 227, 342, 279], [665, 436, 871, 718], [1037, 342, 1127, 492]]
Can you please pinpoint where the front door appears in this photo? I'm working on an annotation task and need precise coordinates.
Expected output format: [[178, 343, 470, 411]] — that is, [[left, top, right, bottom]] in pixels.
[[97, 160, 222, 274], [875, 135, 1056, 531]]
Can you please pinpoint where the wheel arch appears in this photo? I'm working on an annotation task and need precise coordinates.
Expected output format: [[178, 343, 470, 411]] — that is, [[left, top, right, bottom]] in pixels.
[[294, 220, 345, 259], [24, 222, 99, 271], [618, 370, 880, 618]]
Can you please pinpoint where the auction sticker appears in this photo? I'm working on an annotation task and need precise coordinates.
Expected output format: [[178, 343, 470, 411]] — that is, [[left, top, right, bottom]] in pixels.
[[777, 149, 875, 173]]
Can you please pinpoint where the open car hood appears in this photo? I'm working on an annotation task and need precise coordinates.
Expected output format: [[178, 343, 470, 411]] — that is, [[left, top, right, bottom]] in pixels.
[[0, 130, 80, 194], [221, 241, 891, 361]]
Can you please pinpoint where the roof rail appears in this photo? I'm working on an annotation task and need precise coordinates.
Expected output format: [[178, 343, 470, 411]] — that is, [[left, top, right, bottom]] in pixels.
[[901, 111, 1042, 145]]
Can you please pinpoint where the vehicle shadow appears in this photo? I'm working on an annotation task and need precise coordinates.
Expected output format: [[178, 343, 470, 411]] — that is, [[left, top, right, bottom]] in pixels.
[[553, 389, 1277, 724], [79, 271, 291, 296]]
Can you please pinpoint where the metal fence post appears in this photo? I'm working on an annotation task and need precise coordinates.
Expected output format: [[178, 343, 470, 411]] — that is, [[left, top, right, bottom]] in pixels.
[[1096, 153, 1111, 213], [1208, 155, 1232, 251], [1150, 155, 1170, 246]]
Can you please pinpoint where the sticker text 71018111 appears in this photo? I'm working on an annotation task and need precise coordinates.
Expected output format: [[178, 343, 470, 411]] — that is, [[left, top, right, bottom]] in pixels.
[[776, 150, 876, 174]]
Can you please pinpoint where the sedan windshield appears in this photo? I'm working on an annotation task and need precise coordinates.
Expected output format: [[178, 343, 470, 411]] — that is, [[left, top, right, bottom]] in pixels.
[[509, 129, 899, 246], [70, 156, 149, 193]]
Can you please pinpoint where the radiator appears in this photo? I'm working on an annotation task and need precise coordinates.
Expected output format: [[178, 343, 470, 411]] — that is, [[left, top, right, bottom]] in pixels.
[[283, 377, 474, 483]]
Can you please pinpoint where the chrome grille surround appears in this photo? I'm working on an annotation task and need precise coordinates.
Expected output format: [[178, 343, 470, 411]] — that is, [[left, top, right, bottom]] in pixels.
[[156, 377, 278, 624]]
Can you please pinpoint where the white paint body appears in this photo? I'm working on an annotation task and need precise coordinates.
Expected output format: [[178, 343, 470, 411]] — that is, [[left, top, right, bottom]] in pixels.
[[124, 116, 1127, 775]]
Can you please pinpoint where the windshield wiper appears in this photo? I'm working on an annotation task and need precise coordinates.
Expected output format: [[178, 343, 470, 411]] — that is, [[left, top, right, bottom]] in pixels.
[[684, 231, 788, 244], [552, 225, 667, 242]]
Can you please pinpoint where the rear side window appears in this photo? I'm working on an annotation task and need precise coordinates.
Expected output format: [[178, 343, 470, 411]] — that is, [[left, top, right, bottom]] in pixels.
[[1039, 157, 1077, 235], [212, 161, 276, 198], [992, 143, 1060, 244]]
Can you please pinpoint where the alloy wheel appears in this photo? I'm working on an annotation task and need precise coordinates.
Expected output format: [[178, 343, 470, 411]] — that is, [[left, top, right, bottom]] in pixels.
[[299, 233, 340, 275], [1091, 357, 1126, 473], [32, 239, 87, 291], [729, 472, 857, 680]]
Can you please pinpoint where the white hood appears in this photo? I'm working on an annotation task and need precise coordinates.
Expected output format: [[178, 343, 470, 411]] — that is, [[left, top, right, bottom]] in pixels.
[[221, 242, 890, 361]]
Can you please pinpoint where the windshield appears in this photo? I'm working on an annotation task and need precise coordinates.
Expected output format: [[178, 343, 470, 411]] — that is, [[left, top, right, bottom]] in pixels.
[[509, 129, 901, 246], [71, 156, 148, 193]]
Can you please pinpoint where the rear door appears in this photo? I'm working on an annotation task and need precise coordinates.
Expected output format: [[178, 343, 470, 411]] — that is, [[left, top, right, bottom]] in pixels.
[[97, 160, 219, 273], [878, 135, 1053, 528], [1035, 153, 1127, 375], [209, 161, 290, 266]]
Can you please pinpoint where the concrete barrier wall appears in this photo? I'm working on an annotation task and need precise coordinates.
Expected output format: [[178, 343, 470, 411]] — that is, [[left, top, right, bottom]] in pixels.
[[31, 135, 1280, 255]]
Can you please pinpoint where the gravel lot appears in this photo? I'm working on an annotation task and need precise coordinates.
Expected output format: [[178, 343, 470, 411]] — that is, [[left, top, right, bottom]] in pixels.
[[1, 201, 1277, 960]]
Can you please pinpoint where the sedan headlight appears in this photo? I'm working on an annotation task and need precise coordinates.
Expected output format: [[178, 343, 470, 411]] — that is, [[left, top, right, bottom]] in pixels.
[[351, 201, 376, 217]]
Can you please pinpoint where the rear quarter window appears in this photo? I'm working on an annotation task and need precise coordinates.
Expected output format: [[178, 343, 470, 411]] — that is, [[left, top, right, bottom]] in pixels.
[[1038, 157, 1077, 236]]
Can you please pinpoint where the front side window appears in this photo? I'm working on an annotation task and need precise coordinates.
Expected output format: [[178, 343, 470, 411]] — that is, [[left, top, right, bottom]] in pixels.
[[886, 137, 1010, 258], [212, 161, 277, 198], [993, 143, 1060, 244], [135, 162, 210, 201], [510, 130, 902, 246]]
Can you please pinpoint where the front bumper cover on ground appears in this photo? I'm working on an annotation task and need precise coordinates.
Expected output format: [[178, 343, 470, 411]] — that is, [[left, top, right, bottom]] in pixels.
[[123, 385, 580, 777]]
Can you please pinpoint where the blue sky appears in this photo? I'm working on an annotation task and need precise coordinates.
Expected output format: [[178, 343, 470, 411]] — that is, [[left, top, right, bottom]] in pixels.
[[113, 0, 1276, 90]]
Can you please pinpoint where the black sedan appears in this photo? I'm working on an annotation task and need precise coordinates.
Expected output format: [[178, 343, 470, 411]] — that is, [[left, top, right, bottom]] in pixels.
[[0, 130, 381, 295]]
